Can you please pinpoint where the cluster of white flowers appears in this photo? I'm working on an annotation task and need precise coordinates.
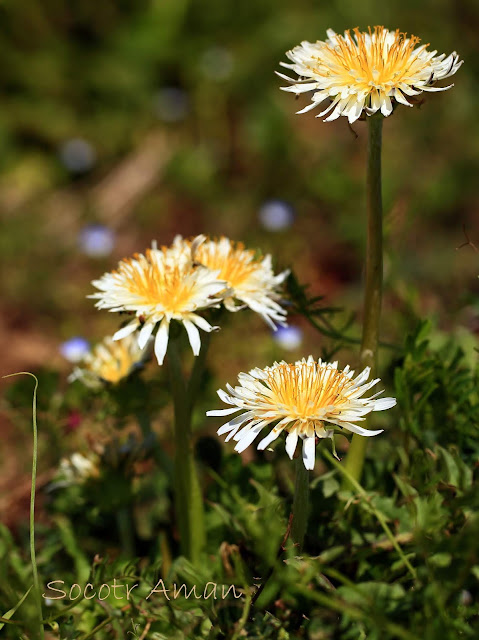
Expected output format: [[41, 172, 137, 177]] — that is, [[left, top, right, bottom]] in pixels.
[[89, 235, 289, 366], [69, 24, 460, 470]]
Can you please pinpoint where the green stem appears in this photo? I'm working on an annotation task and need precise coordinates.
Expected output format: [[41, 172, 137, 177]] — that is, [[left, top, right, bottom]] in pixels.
[[343, 115, 384, 485], [291, 457, 310, 549], [323, 449, 417, 580], [168, 337, 205, 564], [78, 616, 115, 640], [231, 590, 252, 640], [3, 373, 44, 639]]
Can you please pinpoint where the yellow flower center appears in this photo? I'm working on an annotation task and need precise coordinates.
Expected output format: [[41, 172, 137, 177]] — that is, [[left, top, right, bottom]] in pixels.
[[88, 343, 135, 383], [196, 242, 258, 290], [320, 26, 429, 92], [118, 250, 196, 313], [266, 362, 351, 421]]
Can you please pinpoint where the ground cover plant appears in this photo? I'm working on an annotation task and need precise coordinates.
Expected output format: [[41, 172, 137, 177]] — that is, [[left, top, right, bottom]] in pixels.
[[1, 2, 479, 639]]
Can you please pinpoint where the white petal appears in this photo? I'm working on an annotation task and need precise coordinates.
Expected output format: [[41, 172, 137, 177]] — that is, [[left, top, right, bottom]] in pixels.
[[276, 70, 297, 83], [260, 311, 278, 330], [316, 98, 339, 118], [206, 407, 241, 417], [398, 83, 421, 96], [183, 319, 201, 356], [154, 318, 169, 365], [282, 82, 320, 94], [191, 234, 206, 260], [296, 101, 320, 114], [234, 425, 264, 453], [420, 83, 454, 92], [189, 314, 216, 332], [349, 376, 380, 395], [380, 94, 393, 117], [225, 427, 243, 442], [257, 427, 280, 450], [217, 388, 234, 404], [392, 88, 412, 107], [217, 411, 254, 436], [371, 397, 397, 411], [348, 99, 365, 123], [285, 431, 298, 460], [232, 419, 261, 442], [113, 321, 138, 341], [224, 297, 244, 312], [323, 104, 343, 122], [340, 422, 383, 437], [302, 437, 316, 470], [138, 322, 155, 349]]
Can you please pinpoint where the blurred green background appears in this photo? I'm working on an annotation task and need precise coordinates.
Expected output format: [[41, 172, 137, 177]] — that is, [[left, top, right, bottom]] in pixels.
[[0, 0, 478, 510]]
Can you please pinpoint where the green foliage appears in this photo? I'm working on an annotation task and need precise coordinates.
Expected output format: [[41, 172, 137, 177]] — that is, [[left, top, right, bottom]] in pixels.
[[2, 318, 479, 638], [394, 320, 479, 456]]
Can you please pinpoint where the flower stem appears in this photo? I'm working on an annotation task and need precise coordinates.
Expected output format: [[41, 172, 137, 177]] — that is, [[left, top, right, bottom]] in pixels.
[[343, 114, 383, 485], [291, 456, 310, 549], [3, 373, 44, 639], [167, 337, 205, 564]]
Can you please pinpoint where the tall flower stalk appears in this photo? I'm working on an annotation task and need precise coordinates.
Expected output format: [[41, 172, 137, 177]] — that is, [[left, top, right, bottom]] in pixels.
[[291, 457, 310, 549], [279, 26, 462, 481], [343, 114, 383, 483], [168, 333, 206, 563]]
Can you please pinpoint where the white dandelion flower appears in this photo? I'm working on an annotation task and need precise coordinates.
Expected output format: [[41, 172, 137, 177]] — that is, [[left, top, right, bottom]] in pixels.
[[207, 356, 396, 470], [182, 235, 289, 330], [89, 244, 227, 365], [279, 26, 462, 123], [69, 334, 151, 388]]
